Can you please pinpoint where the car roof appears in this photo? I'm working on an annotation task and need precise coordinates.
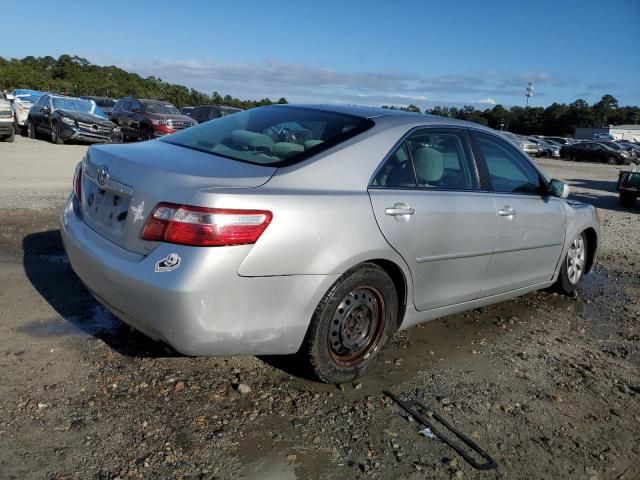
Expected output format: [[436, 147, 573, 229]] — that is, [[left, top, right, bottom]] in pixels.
[[281, 104, 483, 129]]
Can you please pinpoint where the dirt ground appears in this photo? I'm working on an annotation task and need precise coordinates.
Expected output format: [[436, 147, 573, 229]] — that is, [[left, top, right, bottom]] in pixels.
[[0, 136, 638, 480]]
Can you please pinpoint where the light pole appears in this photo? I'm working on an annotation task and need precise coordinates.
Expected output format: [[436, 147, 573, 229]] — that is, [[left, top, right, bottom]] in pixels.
[[525, 82, 533, 108], [500, 119, 505, 131]]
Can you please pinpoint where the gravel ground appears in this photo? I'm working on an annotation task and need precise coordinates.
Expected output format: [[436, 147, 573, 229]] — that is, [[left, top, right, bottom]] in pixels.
[[0, 138, 638, 480]]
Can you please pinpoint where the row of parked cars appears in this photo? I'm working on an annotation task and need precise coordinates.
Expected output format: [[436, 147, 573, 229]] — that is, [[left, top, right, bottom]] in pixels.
[[0, 89, 243, 145], [498, 130, 639, 165]]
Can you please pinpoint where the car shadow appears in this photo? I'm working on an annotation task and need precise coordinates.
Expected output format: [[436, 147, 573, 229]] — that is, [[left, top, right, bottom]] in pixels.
[[22, 230, 175, 357], [566, 178, 637, 212]]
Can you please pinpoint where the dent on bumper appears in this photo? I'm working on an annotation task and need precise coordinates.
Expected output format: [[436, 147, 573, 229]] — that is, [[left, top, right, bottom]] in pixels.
[[60, 198, 337, 356]]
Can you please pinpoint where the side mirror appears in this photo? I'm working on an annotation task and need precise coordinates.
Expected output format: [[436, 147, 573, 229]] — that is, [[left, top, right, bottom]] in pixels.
[[42, 106, 51, 115], [132, 108, 142, 114], [5, 94, 15, 101], [548, 179, 570, 199]]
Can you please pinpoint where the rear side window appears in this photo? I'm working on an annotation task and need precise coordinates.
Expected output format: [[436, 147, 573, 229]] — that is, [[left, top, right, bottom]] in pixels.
[[372, 128, 478, 190], [162, 105, 374, 167], [472, 131, 541, 194]]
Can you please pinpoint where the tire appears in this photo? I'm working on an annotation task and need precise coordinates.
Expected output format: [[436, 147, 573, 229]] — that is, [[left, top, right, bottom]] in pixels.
[[620, 191, 637, 208], [5, 129, 14, 142], [554, 232, 587, 295], [302, 263, 398, 384], [51, 122, 64, 144], [567, 153, 575, 162], [27, 120, 36, 139], [139, 125, 152, 141], [606, 156, 616, 165]]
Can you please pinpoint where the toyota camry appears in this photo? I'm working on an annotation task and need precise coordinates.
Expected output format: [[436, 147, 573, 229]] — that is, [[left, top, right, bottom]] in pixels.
[[60, 105, 600, 383]]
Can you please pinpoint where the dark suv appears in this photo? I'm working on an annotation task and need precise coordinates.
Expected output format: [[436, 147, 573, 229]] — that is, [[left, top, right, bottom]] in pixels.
[[110, 97, 197, 141], [80, 96, 116, 118], [189, 104, 242, 124], [27, 93, 122, 144]]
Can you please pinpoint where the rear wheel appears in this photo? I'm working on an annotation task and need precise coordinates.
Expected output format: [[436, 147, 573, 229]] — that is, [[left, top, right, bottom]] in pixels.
[[27, 120, 36, 139], [555, 232, 587, 295], [620, 191, 637, 208], [140, 125, 152, 141], [51, 122, 64, 144], [303, 263, 398, 383]]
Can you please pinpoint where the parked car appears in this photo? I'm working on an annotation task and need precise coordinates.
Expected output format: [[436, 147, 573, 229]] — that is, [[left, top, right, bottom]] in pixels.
[[500, 131, 539, 156], [9, 89, 43, 135], [0, 92, 15, 142], [110, 97, 197, 141], [60, 105, 600, 383], [560, 141, 631, 165], [181, 106, 195, 117], [27, 93, 122, 144], [189, 104, 243, 124], [617, 167, 639, 207], [605, 141, 640, 163], [526, 137, 560, 158], [543, 136, 572, 146], [80, 96, 117, 118]]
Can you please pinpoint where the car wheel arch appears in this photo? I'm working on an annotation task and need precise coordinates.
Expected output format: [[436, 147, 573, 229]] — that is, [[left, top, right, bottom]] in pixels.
[[583, 227, 597, 273], [365, 258, 408, 329]]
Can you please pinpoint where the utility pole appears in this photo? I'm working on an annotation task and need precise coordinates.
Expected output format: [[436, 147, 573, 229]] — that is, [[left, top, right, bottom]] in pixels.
[[525, 82, 534, 107]]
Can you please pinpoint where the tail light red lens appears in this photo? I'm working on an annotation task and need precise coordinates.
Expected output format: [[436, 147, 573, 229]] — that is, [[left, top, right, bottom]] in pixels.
[[73, 163, 83, 202], [141, 203, 272, 247]]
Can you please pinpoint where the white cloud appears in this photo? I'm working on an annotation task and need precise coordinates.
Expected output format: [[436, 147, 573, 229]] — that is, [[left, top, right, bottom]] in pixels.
[[475, 98, 497, 105], [87, 54, 560, 108]]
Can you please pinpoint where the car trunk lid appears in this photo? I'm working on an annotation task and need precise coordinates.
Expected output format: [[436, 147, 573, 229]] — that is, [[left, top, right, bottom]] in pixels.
[[80, 140, 276, 255]]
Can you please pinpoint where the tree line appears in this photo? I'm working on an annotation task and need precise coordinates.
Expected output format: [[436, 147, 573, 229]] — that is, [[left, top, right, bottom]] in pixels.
[[1, 55, 638, 136], [0, 54, 288, 109], [384, 95, 639, 136]]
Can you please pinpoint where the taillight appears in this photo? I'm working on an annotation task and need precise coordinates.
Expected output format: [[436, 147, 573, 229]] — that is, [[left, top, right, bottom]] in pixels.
[[73, 163, 83, 202], [141, 203, 272, 247]]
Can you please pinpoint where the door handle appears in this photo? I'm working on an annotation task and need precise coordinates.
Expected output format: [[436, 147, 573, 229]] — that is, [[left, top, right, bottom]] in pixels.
[[385, 203, 415, 216], [497, 206, 516, 217]]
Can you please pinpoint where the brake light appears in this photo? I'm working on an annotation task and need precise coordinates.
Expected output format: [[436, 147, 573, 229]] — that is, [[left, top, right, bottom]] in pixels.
[[141, 203, 272, 247], [73, 163, 83, 202]]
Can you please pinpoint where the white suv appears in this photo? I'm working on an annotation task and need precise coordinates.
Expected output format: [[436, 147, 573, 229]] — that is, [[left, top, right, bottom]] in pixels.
[[0, 93, 15, 142]]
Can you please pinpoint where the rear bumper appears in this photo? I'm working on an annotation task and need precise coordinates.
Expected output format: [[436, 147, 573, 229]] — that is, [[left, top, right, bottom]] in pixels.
[[60, 197, 336, 356]]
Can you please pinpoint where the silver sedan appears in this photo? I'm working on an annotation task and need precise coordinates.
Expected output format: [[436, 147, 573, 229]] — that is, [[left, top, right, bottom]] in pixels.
[[60, 105, 600, 383]]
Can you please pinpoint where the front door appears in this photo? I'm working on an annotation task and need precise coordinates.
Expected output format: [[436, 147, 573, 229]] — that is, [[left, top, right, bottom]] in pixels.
[[369, 128, 497, 311], [470, 130, 566, 296]]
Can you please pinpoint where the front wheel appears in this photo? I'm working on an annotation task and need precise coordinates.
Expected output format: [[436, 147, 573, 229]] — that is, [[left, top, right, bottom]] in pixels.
[[606, 156, 616, 165], [5, 129, 15, 142], [554, 232, 587, 295], [27, 120, 36, 139], [620, 191, 637, 208], [51, 122, 64, 144], [139, 125, 153, 141], [302, 263, 398, 383]]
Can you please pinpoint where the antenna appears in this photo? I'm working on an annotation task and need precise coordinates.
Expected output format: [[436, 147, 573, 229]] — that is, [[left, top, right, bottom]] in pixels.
[[525, 82, 534, 107]]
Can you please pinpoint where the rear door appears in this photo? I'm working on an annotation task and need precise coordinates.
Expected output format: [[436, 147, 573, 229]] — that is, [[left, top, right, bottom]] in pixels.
[[369, 127, 497, 311], [470, 130, 566, 296]]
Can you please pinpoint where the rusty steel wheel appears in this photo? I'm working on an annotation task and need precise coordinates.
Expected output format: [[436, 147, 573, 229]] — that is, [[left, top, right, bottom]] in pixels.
[[303, 263, 398, 384], [328, 287, 386, 367]]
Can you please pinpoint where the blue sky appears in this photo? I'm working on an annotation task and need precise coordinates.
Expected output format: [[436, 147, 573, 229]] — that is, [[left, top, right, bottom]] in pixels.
[[4, 0, 639, 109]]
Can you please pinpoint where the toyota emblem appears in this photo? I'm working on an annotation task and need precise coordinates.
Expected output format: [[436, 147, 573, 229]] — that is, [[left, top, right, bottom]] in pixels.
[[97, 165, 109, 186]]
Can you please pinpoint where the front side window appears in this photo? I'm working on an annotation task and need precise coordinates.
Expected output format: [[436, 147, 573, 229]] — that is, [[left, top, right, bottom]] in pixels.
[[472, 131, 541, 194], [372, 128, 477, 190], [162, 105, 373, 167]]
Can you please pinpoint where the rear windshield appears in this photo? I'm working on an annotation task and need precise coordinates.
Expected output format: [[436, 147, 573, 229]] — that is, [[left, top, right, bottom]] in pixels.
[[161, 105, 374, 167]]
